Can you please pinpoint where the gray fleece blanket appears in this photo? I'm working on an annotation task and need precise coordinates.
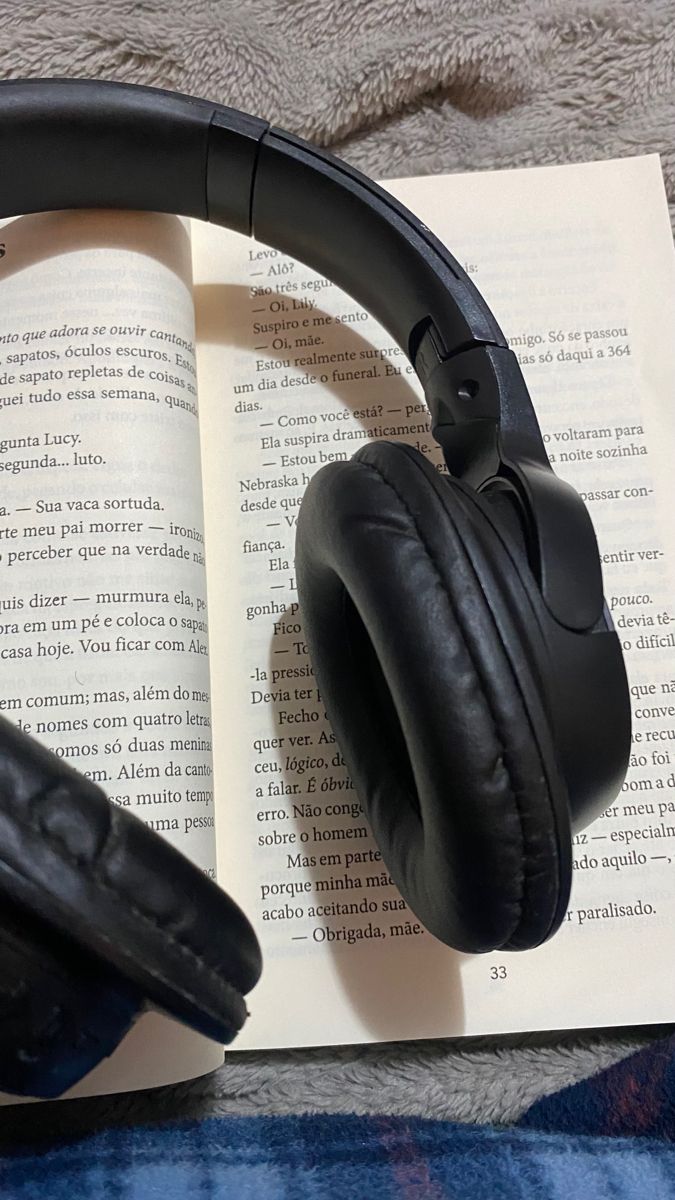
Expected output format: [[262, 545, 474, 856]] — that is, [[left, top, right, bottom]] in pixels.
[[0, 0, 672, 1136]]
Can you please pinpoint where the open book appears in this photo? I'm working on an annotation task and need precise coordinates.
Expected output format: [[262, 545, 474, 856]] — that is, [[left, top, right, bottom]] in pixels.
[[1, 152, 674, 1101]]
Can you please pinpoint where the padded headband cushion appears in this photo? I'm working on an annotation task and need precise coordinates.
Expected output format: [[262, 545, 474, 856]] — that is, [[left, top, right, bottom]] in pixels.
[[0, 716, 262, 1047], [295, 440, 569, 953]]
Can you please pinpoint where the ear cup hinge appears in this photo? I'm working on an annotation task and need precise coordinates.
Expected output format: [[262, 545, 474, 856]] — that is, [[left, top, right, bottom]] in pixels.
[[415, 325, 607, 630], [415, 327, 547, 485]]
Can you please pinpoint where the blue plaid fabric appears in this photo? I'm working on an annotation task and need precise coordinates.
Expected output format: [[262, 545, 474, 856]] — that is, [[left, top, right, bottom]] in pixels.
[[520, 1032, 675, 1142], [3, 1111, 675, 1199]]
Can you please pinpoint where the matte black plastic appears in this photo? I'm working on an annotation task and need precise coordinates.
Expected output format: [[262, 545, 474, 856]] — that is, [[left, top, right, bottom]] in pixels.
[[415, 328, 548, 477], [0, 78, 267, 235], [251, 129, 506, 362], [0, 79, 213, 220], [544, 621, 632, 829], [207, 109, 269, 234], [420, 335, 604, 630], [476, 485, 631, 828]]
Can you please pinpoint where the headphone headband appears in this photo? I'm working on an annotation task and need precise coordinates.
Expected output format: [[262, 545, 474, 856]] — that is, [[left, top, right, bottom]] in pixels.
[[0, 79, 496, 341], [0, 79, 549, 475], [0, 77, 604, 631]]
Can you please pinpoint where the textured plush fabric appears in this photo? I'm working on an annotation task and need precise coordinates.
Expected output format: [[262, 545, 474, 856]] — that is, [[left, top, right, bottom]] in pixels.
[[1, 1, 674, 206], [7, 1035, 675, 1196], [0, 0, 674, 1128], [5, 1112, 675, 1199]]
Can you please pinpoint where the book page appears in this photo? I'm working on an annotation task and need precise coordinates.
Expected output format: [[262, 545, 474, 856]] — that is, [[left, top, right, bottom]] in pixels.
[[0, 212, 222, 1096], [194, 154, 675, 1048]]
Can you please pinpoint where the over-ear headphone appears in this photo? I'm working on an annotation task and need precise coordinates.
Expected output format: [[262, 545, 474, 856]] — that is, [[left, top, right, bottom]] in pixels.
[[0, 79, 631, 1097]]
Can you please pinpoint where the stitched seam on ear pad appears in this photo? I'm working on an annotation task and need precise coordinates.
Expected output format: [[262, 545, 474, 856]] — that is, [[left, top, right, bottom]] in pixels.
[[1, 798, 246, 1024], [357, 458, 529, 945]]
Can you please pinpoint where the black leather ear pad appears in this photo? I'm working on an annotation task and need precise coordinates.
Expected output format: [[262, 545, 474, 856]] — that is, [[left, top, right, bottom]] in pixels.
[[0, 897, 142, 1098], [0, 715, 262, 1091], [295, 440, 572, 953]]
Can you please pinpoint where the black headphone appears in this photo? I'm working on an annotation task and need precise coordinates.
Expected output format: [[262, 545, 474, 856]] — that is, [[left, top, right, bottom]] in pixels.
[[0, 79, 631, 1098]]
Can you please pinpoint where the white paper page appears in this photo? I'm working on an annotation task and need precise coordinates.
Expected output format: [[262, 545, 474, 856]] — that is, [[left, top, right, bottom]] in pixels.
[[194, 154, 675, 1048], [0, 211, 222, 1096]]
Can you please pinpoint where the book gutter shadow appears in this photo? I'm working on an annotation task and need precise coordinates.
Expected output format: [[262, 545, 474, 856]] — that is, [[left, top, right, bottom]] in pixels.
[[196, 280, 466, 1041]]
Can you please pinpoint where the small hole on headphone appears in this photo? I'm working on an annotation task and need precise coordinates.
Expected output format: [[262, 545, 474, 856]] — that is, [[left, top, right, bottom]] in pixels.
[[457, 378, 479, 401]]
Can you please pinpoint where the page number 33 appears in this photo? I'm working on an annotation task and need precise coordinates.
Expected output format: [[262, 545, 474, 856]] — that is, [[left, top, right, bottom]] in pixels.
[[490, 965, 507, 980]]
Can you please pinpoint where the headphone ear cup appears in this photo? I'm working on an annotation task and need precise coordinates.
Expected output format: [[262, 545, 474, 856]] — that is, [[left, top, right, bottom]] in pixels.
[[295, 440, 571, 953], [0, 899, 142, 1098], [0, 716, 262, 1095]]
